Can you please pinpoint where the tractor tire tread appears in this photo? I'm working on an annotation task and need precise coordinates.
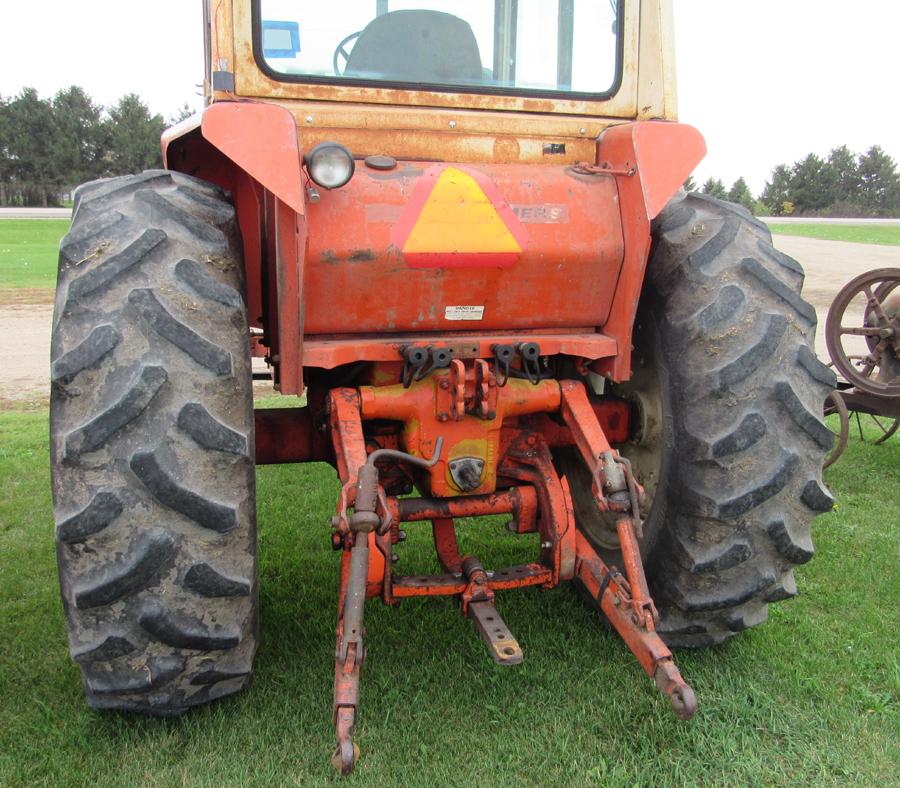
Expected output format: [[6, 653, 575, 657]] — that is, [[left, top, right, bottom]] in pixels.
[[51, 170, 257, 713], [640, 192, 833, 647]]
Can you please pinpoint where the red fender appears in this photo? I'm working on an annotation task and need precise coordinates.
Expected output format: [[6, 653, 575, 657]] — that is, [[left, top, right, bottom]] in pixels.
[[597, 121, 706, 220], [162, 102, 306, 216]]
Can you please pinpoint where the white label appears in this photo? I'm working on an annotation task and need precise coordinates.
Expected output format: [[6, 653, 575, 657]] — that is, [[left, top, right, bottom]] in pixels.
[[444, 305, 485, 321]]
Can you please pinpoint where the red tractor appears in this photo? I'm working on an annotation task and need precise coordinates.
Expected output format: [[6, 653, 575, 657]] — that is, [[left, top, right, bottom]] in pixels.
[[50, 1, 834, 773]]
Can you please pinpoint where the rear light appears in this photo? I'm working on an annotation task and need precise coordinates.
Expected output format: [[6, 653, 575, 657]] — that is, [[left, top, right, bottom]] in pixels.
[[304, 142, 355, 190]]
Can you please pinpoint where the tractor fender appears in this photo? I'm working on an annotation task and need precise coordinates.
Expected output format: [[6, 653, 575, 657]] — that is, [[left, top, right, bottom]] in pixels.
[[162, 102, 306, 215], [596, 121, 706, 220]]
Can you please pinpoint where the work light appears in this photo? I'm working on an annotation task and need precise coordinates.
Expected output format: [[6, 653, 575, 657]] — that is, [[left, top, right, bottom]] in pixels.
[[305, 142, 355, 189]]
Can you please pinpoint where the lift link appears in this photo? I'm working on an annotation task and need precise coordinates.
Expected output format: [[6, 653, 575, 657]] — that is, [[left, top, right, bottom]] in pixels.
[[329, 387, 444, 775], [557, 381, 694, 715], [575, 531, 697, 721], [332, 466, 379, 775]]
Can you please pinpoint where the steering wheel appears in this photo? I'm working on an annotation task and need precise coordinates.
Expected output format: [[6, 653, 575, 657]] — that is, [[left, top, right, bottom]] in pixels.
[[333, 31, 362, 76]]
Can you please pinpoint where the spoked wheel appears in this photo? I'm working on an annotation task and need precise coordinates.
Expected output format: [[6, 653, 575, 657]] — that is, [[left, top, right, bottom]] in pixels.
[[825, 268, 900, 397], [823, 390, 850, 468], [850, 410, 899, 445]]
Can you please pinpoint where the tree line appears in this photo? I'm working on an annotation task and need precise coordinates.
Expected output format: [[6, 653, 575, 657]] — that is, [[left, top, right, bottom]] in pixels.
[[3, 86, 899, 216], [690, 145, 900, 218], [0, 87, 191, 207]]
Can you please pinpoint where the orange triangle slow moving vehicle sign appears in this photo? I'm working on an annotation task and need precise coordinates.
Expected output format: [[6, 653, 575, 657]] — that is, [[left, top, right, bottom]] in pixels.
[[392, 165, 528, 268]]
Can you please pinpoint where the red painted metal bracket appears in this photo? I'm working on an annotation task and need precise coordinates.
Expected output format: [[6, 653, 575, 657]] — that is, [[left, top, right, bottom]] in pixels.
[[597, 121, 706, 221], [591, 122, 705, 382]]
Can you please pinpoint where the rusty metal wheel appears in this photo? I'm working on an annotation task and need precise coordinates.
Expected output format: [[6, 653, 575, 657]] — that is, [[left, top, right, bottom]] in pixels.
[[823, 390, 849, 468], [851, 411, 899, 445], [825, 268, 900, 397]]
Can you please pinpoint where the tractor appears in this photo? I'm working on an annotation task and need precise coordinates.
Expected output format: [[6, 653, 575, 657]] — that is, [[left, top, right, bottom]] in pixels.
[[50, 0, 835, 774]]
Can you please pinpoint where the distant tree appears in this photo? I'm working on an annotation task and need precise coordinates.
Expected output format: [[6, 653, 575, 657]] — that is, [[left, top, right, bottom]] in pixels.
[[50, 86, 107, 191], [682, 174, 697, 192], [0, 95, 9, 205], [826, 145, 860, 205], [700, 177, 727, 199], [3, 88, 58, 205], [760, 164, 793, 215], [727, 177, 755, 212], [104, 94, 166, 174], [857, 145, 900, 216], [791, 153, 833, 213], [167, 102, 195, 126]]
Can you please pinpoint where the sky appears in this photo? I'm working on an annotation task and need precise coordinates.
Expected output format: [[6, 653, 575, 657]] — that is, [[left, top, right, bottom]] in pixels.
[[1, 1, 898, 195]]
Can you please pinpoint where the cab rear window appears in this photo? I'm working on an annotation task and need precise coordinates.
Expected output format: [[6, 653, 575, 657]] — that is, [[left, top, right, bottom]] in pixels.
[[254, 0, 622, 98]]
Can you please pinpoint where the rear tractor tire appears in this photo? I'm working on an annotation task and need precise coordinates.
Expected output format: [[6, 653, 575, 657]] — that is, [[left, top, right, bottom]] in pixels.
[[567, 193, 836, 647], [51, 170, 257, 712]]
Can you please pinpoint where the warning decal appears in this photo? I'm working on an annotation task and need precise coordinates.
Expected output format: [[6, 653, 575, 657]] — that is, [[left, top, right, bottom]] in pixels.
[[444, 305, 485, 321], [391, 165, 528, 269]]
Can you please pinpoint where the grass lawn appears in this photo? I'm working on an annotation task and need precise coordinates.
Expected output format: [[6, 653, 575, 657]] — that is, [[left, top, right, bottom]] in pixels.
[[768, 223, 900, 246], [0, 219, 69, 289], [0, 404, 897, 786]]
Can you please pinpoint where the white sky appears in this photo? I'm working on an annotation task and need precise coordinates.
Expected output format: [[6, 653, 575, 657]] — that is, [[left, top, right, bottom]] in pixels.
[[1, 1, 898, 195]]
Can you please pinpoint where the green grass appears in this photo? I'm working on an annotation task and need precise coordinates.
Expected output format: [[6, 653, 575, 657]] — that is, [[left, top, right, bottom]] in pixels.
[[0, 219, 69, 289], [0, 405, 897, 785], [768, 223, 900, 246]]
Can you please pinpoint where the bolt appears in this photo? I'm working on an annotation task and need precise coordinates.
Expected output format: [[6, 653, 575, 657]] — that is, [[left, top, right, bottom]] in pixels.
[[397, 530, 407, 542], [579, 127, 587, 134], [305, 115, 313, 124], [526, 435, 537, 446], [540, 541, 552, 549], [449, 120, 457, 128], [612, 595, 621, 607], [437, 413, 449, 422]]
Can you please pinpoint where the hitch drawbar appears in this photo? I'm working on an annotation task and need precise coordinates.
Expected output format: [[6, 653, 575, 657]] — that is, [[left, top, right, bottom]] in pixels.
[[326, 379, 695, 775]]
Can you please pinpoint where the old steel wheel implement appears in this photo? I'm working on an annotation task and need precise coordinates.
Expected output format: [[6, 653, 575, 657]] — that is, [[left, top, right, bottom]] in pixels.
[[824, 268, 900, 463], [324, 366, 695, 774]]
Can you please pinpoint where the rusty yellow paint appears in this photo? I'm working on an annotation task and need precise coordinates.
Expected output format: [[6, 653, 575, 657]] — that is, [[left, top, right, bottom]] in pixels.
[[637, 0, 678, 120], [403, 169, 520, 255], [204, 1, 678, 161]]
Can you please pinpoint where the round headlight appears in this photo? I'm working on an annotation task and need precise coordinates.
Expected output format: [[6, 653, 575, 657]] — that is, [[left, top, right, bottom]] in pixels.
[[305, 142, 355, 190]]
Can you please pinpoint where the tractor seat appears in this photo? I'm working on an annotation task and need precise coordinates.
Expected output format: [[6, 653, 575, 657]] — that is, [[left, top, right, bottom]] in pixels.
[[345, 10, 484, 85]]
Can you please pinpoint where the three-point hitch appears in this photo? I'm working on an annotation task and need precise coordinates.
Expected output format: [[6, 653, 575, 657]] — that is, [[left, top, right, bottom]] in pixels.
[[325, 353, 695, 774]]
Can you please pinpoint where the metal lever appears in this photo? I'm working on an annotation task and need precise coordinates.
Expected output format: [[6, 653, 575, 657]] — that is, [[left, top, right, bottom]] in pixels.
[[367, 436, 443, 469]]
